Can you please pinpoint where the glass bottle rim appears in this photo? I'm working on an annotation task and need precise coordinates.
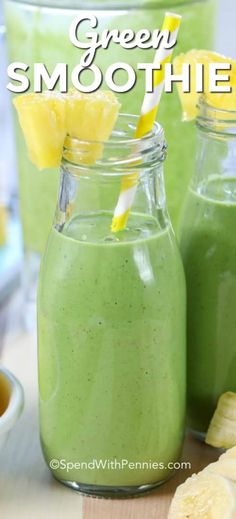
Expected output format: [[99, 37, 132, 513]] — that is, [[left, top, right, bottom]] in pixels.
[[62, 112, 166, 176], [196, 96, 236, 137]]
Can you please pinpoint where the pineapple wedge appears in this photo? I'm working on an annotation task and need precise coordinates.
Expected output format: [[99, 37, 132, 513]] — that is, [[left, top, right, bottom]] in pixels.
[[173, 50, 236, 121], [13, 90, 120, 170], [66, 89, 120, 142], [13, 92, 66, 170]]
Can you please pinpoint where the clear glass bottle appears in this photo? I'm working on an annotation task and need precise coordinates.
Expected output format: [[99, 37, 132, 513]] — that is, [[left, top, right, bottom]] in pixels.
[[179, 98, 236, 439], [38, 114, 186, 497]]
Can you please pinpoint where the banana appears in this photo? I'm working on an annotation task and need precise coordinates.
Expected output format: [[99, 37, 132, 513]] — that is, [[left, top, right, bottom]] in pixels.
[[167, 471, 236, 519], [220, 447, 236, 461], [206, 392, 236, 449], [168, 392, 236, 518], [204, 459, 236, 482]]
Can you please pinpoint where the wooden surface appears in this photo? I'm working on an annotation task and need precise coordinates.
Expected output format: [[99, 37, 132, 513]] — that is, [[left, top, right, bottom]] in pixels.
[[0, 293, 220, 519]]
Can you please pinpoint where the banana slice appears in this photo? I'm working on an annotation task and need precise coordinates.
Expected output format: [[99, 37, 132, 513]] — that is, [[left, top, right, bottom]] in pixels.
[[168, 471, 236, 519], [220, 447, 236, 462], [204, 459, 236, 482], [206, 392, 236, 449]]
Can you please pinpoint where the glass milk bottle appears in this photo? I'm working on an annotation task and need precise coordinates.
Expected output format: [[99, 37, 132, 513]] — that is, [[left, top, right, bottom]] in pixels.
[[38, 114, 186, 497], [179, 99, 236, 439]]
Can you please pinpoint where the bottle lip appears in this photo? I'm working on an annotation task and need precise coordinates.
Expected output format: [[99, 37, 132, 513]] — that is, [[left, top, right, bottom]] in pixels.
[[196, 96, 236, 136], [62, 113, 166, 174]]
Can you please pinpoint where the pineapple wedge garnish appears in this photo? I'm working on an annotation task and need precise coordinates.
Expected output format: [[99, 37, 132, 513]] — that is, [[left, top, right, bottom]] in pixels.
[[173, 50, 236, 121], [13, 92, 66, 170], [13, 90, 120, 169]]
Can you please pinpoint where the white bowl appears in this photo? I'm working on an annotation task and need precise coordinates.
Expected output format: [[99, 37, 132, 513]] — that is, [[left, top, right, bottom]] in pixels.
[[0, 366, 24, 449]]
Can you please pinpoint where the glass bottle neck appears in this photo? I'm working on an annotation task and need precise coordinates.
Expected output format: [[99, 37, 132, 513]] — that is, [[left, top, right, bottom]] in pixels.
[[191, 100, 236, 198], [55, 156, 169, 237], [54, 114, 169, 236]]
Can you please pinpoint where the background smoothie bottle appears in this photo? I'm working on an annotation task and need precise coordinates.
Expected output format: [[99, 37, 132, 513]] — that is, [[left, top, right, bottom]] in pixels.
[[179, 99, 236, 438], [38, 115, 186, 497], [4, 0, 216, 256]]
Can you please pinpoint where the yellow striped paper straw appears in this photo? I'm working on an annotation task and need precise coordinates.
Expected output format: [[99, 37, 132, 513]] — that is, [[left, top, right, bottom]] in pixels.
[[111, 12, 182, 233]]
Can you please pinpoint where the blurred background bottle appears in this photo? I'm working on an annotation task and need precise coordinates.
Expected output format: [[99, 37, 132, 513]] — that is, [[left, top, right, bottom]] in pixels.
[[0, 6, 22, 304], [3, 0, 217, 258]]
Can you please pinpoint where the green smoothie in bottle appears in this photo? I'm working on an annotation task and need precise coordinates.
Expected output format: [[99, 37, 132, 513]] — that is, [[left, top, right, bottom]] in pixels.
[[36, 111, 186, 497], [38, 212, 186, 490], [179, 99, 236, 436]]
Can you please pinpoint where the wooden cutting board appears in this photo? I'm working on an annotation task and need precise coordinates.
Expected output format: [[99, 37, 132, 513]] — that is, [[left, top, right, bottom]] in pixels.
[[0, 330, 219, 519]]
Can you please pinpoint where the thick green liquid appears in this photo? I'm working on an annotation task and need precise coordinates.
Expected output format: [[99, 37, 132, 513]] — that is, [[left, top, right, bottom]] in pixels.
[[38, 212, 186, 486], [180, 177, 236, 434], [4, 0, 216, 253]]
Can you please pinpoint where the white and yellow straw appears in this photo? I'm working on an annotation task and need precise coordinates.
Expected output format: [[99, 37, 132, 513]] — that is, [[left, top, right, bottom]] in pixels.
[[111, 12, 182, 233]]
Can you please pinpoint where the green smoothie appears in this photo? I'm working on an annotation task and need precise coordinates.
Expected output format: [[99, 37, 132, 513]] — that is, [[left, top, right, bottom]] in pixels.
[[179, 177, 236, 434], [4, 0, 216, 253], [38, 211, 186, 488]]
